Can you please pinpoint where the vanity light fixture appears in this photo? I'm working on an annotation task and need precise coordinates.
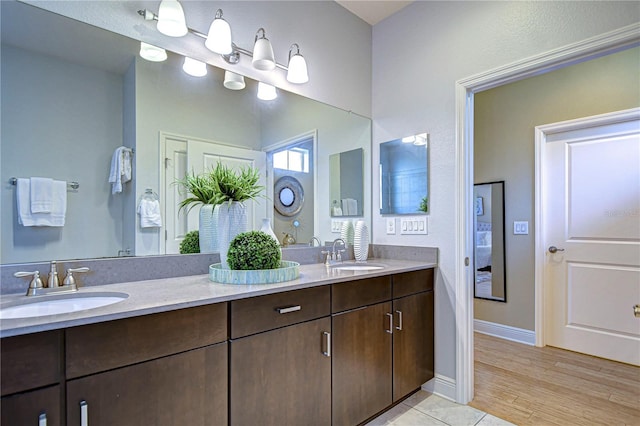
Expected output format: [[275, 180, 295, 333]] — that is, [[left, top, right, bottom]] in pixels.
[[205, 9, 232, 55], [139, 42, 167, 62], [252, 28, 276, 71], [223, 70, 246, 90], [257, 82, 277, 100], [183, 57, 207, 77], [286, 44, 309, 84], [156, 0, 188, 37]]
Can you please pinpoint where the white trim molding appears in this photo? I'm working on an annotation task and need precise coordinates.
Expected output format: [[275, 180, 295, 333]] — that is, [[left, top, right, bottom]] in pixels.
[[474, 319, 535, 346], [422, 375, 457, 402], [454, 23, 640, 404]]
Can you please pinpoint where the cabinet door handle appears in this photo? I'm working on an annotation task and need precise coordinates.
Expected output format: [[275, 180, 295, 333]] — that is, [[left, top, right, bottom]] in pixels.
[[385, 312, 394, 334], [395, 310, 403, 331], [322, 331, 331, 357], [275, 305, 301, 314], [80, 400, 88, 426], [38, 413, 47, 426]]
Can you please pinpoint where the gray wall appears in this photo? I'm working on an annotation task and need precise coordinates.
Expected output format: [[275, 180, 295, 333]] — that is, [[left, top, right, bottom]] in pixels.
[[372, 1, 639, 383], [474, 46, 640, 330], [1, 45, 124, 263]]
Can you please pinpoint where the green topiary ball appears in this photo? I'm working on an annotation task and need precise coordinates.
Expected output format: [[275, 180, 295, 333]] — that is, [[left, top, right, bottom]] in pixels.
[[227, 231, 281, 270], [179, 230, 200, 254]]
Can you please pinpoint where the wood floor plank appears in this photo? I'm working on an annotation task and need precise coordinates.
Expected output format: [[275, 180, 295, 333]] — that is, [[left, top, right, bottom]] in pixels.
[[470, 333, 640, 426]]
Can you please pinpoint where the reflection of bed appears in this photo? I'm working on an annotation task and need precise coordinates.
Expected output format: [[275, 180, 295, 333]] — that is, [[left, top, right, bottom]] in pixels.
[[475, 222, 492, 291]]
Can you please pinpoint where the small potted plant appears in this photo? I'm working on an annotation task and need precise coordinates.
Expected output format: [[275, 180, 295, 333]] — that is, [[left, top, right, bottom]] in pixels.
[[175, 171, 219, 253], [227, 231, 281, 270], [418, 196, 428, 213], [179, 230, 200, 254]]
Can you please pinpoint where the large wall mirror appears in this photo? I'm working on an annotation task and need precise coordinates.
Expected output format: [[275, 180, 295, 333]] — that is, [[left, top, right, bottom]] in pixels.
[[1, 1, 371, 264], [473, 181, 506, 302], [329, 148, 364, 217], [379, 134, 428, 215]]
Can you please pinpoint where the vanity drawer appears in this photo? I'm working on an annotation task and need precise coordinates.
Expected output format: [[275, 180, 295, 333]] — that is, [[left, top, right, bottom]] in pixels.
[[332, 276, 392, 313], [393, 269, 434, 299], [230, 286, 330, 339], [1, 330, 62, 396], [66, 303, 227, 379]]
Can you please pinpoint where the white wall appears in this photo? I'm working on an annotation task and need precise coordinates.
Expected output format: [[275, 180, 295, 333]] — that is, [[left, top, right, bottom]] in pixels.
[[1, 45, 124, 263], [371, 0, 640, 383], [23, 0, 372, 118]]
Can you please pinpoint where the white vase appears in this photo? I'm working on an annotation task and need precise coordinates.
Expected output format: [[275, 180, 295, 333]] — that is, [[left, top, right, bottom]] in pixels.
[[354, 220, 369, 262], [340, 220, 354, 245], [217, 202, 248, 269], [198, 204, 219, 253], [260, 218, 279, 244]]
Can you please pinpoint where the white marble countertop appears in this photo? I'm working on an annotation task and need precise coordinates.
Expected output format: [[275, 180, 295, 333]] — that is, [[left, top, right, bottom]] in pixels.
[[0, 259, 436, 338]]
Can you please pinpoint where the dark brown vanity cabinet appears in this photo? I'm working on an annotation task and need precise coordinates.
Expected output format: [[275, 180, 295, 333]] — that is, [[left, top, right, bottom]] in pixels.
[[331, 269, 434, 425], [229, 286, 332, 426], [1, 331, 63, 426], [65, 303, 228, 426]]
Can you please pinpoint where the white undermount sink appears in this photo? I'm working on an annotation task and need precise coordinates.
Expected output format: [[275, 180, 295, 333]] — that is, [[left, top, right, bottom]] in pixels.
[[330, 262, 386, 271], [0, 292, 128, 320]]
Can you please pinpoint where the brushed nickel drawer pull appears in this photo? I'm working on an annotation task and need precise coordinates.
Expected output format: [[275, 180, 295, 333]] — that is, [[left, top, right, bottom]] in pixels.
[[80, 400, 88, 426], [276, 305, 301, 314], [39, 413, 47, 426], [322, 331, 331, 357], [385, 312, 394, 334], [395, 310, 403, 331]]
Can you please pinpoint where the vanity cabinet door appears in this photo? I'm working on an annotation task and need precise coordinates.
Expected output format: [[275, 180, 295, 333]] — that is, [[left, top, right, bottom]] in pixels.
[[66, 343, 227, 426], [392, 290, 434, 402], [1, 385, 61, 426], [332, 302, 393, 426], [230, 317, 331, 426]]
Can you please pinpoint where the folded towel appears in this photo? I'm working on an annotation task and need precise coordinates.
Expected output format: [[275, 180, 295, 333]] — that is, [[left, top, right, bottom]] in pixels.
[[109, 146, 133, 194], [30, 177, 53, 213], [17, 178, 66, 227], [138, 199, 162, 228], [341, 198, 358, 216]]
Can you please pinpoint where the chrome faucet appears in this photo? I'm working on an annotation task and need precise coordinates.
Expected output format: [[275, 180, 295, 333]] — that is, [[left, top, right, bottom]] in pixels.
[[14, 262, 90, 296], [322, 238, 346, 266], [309, 236, 321, 247]]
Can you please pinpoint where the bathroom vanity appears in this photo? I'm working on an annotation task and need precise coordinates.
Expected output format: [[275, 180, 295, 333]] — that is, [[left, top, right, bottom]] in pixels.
[[1, 261, 435, 426]]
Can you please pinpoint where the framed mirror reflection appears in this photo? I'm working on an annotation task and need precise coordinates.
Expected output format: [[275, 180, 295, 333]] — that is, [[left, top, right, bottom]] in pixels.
[[473, 181, 506, 302]]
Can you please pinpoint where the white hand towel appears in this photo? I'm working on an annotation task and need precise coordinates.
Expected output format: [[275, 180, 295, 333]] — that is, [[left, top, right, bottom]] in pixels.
[[138, 199, 162, 228], [17, 178, 66, 227], [30, 177, 53, 213], [109, 146, 132, 194]]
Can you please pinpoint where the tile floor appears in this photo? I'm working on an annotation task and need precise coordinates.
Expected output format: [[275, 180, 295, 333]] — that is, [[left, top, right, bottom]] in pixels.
[[366, 391, 514, 426]]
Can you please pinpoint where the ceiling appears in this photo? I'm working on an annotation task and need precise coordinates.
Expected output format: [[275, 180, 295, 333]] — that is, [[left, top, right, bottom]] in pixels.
[[335, 1, 413, 26]]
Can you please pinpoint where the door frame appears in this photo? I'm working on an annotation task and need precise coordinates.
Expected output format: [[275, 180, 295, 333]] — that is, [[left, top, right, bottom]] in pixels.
[[454, 23, 639, 403], [534, 107, 640, 348]]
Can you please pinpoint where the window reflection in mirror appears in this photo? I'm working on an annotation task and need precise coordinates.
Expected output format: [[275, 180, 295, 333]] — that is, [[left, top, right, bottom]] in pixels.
[[473, 181, 506, 302], [329, 148, 364, 217], [379, 135, 428, 215]]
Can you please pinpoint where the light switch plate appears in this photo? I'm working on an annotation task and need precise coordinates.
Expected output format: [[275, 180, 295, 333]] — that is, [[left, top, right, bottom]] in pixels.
[[331, 220, 343, 233], [513, 221, 529, 235], [400, 216, 428, 235], [386, 218, 396, 234]]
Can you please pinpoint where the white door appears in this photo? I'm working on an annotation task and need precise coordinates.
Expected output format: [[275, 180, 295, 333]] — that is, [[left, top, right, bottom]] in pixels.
[[162, 134, 267, 254], [537, 108, 640, 366]]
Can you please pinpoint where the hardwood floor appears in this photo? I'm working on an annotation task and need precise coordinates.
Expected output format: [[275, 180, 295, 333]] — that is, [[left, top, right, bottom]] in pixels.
[[470, 333, 640, 425]]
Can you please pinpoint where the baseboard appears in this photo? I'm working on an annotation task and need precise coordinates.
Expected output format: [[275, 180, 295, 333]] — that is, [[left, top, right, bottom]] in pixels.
[[474, 319, 535, 345], [422, 374, 456, 402]]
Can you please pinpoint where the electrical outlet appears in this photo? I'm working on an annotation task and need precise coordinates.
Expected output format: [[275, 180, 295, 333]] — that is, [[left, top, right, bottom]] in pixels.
[[386, 218, 396, 234], [513, 221, 529, 235]]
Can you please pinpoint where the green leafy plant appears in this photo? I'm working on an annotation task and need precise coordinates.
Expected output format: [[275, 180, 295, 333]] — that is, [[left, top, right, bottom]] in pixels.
[[179, 230, 200, 254], [418, 196, 429, 213], [209, 162, 264, 205], [175, 171, 218, 214], [227, 231, 281, 270]]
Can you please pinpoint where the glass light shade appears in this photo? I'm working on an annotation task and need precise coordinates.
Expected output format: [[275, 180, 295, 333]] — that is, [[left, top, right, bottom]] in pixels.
[[257, 82, 277, 100], [156, 0, 188, 37], [139, 42, 167, 62], [205, 14, 232, 54], [252, 37, 276, 71], [223, 71, 246, 90], [183, 57, 207, 77], [286, 54, 309, 84], [414, 133, 428, 146], [401, 136, 416, 143]]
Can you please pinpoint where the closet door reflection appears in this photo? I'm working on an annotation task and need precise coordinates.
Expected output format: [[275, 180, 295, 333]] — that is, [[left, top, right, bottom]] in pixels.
[[473, 181, 506, 302]]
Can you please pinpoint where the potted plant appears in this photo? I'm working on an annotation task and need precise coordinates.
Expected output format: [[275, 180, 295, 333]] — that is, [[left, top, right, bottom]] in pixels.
[[208, 162, 265, 269], [227, 231, 281, 270], [176, 171, 219, 254]]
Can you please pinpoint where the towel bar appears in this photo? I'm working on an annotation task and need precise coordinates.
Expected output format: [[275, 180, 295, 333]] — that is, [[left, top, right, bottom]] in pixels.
[[9, 177, 80, 190]]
